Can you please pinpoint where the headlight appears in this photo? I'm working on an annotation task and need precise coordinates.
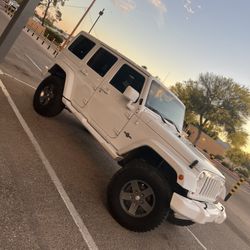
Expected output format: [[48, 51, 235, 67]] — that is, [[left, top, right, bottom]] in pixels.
[[199, 172, 206, 179]]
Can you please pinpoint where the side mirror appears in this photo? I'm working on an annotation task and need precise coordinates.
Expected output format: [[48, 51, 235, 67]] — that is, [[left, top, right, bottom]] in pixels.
[[123, 86, 139, 103], [123, 86, 140, 110]]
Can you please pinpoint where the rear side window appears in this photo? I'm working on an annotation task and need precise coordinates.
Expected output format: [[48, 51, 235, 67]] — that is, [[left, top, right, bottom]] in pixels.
[[87, 48, 118, 77], [110, 64, 145, 94], [68, 35, 95, 60]]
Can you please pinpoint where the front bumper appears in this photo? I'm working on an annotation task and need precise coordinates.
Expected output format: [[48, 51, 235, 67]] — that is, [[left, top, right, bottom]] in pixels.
[[170, 193, 226, 224]]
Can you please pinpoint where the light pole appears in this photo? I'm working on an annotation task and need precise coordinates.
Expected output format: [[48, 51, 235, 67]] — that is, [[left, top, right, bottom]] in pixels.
[[61, 0, 96, 49], [89, 8, 105, 34], [0, 0, 40, 62]]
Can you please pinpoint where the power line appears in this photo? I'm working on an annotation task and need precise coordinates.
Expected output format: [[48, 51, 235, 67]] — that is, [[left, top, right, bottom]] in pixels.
[[64, 5, 86, 9], [61, 0, 96, 48]]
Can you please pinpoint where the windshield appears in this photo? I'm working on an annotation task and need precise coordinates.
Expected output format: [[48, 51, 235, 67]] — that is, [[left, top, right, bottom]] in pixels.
[[146, 81, 185, 131]]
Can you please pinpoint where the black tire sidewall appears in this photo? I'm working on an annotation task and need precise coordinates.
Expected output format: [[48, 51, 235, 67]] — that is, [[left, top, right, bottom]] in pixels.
[[108, 160, 172, 232], [33, 75, 64, 117]]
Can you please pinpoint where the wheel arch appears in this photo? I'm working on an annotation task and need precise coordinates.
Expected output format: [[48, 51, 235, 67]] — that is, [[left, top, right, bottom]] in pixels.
[[49, 64, 66, 82], [48, 63, 75, 100], [119, 146, 188, 197]]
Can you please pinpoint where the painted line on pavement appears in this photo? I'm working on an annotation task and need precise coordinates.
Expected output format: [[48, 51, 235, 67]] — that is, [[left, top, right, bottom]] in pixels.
[[0, 79, 98, 250], [240, 187, 250, 195], [185, 227, 207, 250], [0, 70, 36, 89], [25, 54, 43, 73]]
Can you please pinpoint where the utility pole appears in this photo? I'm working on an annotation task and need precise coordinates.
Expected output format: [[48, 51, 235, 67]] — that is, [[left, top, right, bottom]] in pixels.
[[0, 0, 40, 63], [61, 0, 96, 49], [89, 8, 105, 34]]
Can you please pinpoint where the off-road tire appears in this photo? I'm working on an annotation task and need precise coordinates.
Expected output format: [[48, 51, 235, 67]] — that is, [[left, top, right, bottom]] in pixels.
[[33, 75, 64, 117], [107, 159, 172, 232]]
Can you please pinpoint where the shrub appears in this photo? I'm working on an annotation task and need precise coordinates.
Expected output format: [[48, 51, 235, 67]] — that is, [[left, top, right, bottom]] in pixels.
[[221, 161, 234, 171], [44, 27, 63, 44], [234, 167, 249, 178], [210, 154, 215, 159], [215, 155, 224, 161], [221, 161, 229, 168]]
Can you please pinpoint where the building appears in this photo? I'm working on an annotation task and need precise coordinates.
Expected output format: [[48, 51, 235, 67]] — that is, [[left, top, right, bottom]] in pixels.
[[187, 124, 230, 157]]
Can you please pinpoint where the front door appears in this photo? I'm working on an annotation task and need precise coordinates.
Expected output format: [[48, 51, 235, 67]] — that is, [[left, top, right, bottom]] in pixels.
[[87, 63, 146, 138]]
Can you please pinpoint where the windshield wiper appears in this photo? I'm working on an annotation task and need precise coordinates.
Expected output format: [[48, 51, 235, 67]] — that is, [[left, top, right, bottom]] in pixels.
[[147, 106, 180, 133], [147, 106, 167, 124], [163, 117, 180, 134]]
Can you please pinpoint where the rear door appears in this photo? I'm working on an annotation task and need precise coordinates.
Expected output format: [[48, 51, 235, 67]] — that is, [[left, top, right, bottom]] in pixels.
[[66, 34, 99, 111], [69, 39, 118, 112]]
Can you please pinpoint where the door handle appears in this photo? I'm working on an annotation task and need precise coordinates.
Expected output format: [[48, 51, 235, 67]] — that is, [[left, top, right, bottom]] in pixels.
[[80, 69, 88, 76], [99, 87, 110, 95]]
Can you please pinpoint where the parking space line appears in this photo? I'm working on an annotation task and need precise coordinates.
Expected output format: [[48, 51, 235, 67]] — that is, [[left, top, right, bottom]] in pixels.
[[0, 79, 98, 250], [185, 227, 207, 250], [240, 187, 250, 195], [0, 70, 36, 89], [25, 54, 43, 73]]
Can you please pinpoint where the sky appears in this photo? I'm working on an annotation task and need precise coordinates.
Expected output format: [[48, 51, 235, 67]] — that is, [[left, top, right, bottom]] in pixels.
[[43, 0, 250, 152]]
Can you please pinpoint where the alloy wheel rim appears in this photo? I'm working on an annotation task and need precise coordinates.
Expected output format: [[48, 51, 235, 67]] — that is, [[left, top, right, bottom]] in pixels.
[[39, 85, 55, 106], [119, 179, 155, 218]]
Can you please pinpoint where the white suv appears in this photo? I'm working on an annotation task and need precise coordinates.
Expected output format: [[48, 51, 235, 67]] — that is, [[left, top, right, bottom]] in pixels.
[[33, 31, 226, 232]]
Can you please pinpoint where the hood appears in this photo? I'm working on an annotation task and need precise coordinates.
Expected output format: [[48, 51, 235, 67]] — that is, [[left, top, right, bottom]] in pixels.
[[141, 111, 224, 179]]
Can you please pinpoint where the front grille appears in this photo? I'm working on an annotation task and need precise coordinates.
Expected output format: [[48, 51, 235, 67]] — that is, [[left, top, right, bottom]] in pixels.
[[199, 176, 222, 201], [188, 173, 224, 203]]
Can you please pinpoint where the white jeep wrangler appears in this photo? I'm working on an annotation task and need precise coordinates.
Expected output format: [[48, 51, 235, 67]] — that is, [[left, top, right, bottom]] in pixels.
[[33, 31, 226, 232]]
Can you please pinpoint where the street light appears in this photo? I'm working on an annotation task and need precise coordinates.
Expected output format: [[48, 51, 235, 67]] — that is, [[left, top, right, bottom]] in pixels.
[[89, 8, 105, 34]]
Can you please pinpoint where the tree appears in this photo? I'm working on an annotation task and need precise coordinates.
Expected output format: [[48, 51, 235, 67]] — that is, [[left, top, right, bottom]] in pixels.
[[227, 130, 249, 148], [226, 148, 250, 172], [201, 123, 220, 140], [170, 82, 197, 126], [171, 73, 250, 145], [39, 0, 67, 26]]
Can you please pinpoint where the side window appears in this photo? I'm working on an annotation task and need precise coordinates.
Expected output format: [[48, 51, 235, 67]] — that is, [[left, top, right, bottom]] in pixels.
[[110, 64, 145, 94], [87, 48, 118, 77], [68, 35, 95, 60]]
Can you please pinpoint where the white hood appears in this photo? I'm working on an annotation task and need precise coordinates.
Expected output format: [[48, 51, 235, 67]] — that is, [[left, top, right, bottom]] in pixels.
[[141, 112, 224, 179]]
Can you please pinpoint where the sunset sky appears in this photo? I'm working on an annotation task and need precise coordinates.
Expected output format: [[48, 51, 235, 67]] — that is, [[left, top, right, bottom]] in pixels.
[[41, 0, 250, 152]]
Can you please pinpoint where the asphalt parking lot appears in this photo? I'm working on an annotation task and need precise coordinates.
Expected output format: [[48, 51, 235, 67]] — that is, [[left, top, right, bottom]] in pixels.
[[0, 10, 250, 250]]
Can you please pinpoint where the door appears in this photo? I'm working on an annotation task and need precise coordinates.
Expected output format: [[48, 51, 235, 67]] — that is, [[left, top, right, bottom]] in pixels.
[[67, 34, 98, 110], [87, 63, 146, 138], [71, 46, 118, 111], [68, 34, 118, 112]]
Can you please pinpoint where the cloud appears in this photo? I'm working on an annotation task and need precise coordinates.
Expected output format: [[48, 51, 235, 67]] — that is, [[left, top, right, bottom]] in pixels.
[[184, 0, 195, 14], [111, 0, 167, 27], [112, 0, 136, 12], [147, 0, 167, 28], [148, 0, 167, 13]]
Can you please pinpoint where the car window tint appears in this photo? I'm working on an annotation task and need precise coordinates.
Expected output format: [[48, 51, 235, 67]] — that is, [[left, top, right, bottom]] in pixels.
[[110, 64, 145, 94], [68, 35, 95, 60], [87, 48, 118, 77]]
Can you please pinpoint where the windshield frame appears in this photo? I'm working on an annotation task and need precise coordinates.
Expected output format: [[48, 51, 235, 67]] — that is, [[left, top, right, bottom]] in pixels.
[[145, 80, 186, 131]]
